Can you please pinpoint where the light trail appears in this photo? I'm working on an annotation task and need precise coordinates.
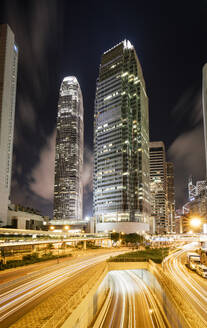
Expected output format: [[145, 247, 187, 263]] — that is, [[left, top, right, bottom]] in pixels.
[[0, 251, 123, 325], [163, 243, 207, 322], [100, 270, 170, 328]]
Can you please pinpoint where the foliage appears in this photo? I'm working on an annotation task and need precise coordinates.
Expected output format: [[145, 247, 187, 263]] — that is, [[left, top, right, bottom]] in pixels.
[[107, 247, 169, 264], [122, 233, 143, 244], [86, 241, 101, 249], [111, 232, 144, 245], [110, 232, 120, 242], [0, 252, 72, 271]]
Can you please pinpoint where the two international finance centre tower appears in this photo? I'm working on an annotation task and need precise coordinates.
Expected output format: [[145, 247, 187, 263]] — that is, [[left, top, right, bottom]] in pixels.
[[54, 40, 151, 233]]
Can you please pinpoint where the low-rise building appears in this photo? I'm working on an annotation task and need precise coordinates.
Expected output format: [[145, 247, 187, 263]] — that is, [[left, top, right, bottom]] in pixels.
[[7, 204, 44, 230]]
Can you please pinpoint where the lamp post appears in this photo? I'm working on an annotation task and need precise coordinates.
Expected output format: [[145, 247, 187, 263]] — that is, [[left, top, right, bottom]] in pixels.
[[189, 217, 202, 233]]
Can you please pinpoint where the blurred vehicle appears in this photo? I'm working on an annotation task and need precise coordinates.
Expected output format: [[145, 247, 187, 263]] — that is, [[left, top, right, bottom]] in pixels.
[[186, 252, 200, 270], [196, 264, 207, 278]]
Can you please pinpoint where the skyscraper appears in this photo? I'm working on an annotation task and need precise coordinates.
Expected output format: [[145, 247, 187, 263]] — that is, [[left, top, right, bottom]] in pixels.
[[94, 40, 151, 233], [166, 162, 175, 233], [53, 76, 83, 224], [0, 24, 18, 226], [202, 63, 207, 178], [149, 141, 167, 233]]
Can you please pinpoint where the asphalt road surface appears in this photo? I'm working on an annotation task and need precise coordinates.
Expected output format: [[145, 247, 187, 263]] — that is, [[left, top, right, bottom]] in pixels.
[[100, 270, 170, 328]]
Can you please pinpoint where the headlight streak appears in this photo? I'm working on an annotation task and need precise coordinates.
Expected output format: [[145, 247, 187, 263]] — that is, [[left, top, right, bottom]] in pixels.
[[103, 270, 169, 328], [0, 251, 124, 322], [127, 270, 169, 328]]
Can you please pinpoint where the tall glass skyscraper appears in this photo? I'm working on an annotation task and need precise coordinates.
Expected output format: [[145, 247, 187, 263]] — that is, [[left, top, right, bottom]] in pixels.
[[0, 24, 18, 226], [53, 76, 83, 223], [94, 40, 150, 233], [149, 141, 167, 233]]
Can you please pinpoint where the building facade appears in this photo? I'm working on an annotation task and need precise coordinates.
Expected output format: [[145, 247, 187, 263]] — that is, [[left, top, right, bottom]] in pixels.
[[7, 204, 44, 230], [53, 76, 83, 223], [149, 141, 167, 233], [166, 162, 175, 232], [0, 24, 18, 226], [93, 40, 151, 233]]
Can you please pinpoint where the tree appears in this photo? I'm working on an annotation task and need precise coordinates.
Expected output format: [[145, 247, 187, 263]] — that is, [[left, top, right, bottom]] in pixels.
[[110, 233, 119, 243], [122, 233, 143, 245]]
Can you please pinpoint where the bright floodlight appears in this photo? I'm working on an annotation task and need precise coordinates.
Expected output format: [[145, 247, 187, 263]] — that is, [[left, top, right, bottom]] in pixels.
[[190, 218, 201, 228]]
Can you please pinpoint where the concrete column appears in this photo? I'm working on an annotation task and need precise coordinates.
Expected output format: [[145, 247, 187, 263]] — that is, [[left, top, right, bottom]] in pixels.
[[107, 239, 112, 248], [83, 240, 87, 250]]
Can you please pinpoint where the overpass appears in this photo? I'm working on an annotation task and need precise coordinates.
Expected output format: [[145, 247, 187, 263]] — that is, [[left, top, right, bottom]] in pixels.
[[0, 228, 111, 253]]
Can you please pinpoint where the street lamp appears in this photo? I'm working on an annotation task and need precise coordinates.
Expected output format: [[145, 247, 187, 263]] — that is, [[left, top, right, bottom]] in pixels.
[[190, 218, 201, 228], [49, 225, 55, 231]]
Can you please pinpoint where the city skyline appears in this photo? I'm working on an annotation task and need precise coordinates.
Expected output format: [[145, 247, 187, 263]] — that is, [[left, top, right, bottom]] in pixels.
[[0, 2, 207, 327], [0, 0, 205, 217]]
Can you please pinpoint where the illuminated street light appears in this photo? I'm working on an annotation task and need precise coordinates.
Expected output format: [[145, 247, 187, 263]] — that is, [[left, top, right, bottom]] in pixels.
[[190, 218, 201, 228], [49, 226, 55, 231], [64, 225, 69, 231]]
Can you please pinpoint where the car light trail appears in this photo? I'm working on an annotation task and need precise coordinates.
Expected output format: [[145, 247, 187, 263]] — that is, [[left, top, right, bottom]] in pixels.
[[99, 270, 170, 328], [164, 244, 207, 322], [0, 252, 123, 324]]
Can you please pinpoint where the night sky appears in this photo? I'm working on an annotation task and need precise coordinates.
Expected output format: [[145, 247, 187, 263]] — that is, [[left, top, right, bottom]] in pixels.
[[0, 0, 206, 218]]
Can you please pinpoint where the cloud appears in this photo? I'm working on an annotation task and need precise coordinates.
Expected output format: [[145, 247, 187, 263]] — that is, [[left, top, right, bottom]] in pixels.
[[18, 98, 36, 129], [7, 1, 61, 216], [172, 87, 202, 129], [30, 130, 56, 200], [168, 88, 205, 208], [82, 146, 93, 191], [83, 146, 93, 217], [168, 125, 205, 207]]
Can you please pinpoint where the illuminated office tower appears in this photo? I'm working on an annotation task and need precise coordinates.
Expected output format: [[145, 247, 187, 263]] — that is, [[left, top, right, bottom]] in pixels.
[[149, 142, 167, 233], [166, 162, 175, 233], [94, 40, 151, 233], [202, 63, 207, 178], [53, 77, 83, 224], [0, 24, 18, 226]]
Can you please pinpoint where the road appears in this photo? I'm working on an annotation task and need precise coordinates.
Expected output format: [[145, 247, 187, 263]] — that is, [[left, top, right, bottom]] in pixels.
[[163, 243, 207, 323], [0, 250, 124, 328], [99, 270, 170, 328]]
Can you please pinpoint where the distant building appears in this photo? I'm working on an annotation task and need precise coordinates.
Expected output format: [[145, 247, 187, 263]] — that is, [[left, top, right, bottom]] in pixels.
[[202, 63, 207, 178], [166, 162, 175, 232], [196, 180, 207, 196], [149, 141, 167, 233], [53, 77, 84, 225], [0, 24, 18, 226], [93, 40, 151, 233]]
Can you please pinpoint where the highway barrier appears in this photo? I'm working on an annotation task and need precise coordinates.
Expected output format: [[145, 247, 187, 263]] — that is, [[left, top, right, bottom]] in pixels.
[[149, 260, 207, 328]]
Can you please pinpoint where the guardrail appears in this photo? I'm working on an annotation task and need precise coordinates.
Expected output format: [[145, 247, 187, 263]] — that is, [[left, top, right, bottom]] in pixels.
[[149, 260, 207, 328]]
